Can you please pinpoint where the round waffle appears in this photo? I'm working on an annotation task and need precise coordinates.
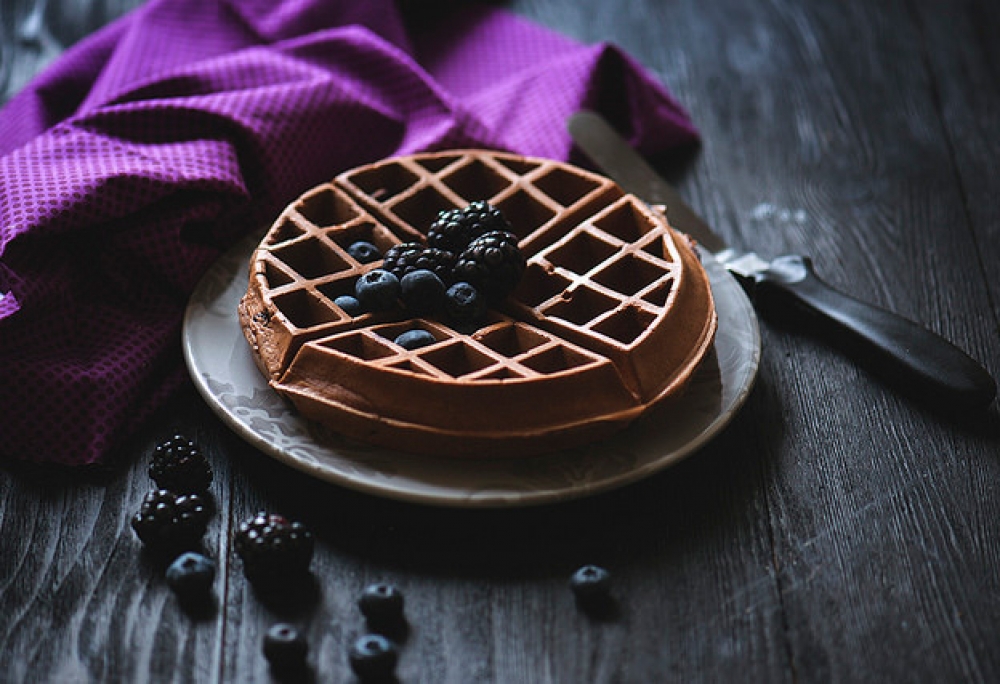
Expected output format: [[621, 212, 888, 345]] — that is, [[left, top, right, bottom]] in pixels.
[[238, 150, 717, 458]]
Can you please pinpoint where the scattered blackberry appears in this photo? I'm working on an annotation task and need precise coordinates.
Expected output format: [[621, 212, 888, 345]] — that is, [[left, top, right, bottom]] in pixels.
[[165, 551, 216, 598], [358, 583, 405, 628], [427, 200, 511, 253], [452, 230, 525, 303], [399, 269, 446, 314], [263, 623, 309, 671], [348, 634, 398, 681], [235, 512, 314, 586], [382, 242, 455, 283], [131, 489, 211, 551], [149, 434, 213, 493], [355, 269, 400, 312]]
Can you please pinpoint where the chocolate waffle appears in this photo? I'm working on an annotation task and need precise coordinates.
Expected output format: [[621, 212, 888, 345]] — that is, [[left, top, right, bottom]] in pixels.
[[238, 150, 717, 457]]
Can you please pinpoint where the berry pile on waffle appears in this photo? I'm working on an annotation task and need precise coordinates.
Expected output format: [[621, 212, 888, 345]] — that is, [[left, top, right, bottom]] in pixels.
[[238, 150, 717, 457]]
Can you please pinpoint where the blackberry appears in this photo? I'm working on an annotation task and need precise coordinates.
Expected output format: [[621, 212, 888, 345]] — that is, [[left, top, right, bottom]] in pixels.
[[149, 434, 213, 493], [382, 242, 455, 283], [131, 489, 211, 551], [348, 634, 398, 681], [452, 230, 525, 303], [235, 512, 314, 585], [427, 200, 511, 253]]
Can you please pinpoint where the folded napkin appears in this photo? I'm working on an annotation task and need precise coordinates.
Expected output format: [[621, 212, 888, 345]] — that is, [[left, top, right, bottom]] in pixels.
[[0, 0, 698, 465]]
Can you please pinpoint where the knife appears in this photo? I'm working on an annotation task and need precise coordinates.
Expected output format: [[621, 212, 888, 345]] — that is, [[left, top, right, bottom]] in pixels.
[[567, 110, 996, 409]]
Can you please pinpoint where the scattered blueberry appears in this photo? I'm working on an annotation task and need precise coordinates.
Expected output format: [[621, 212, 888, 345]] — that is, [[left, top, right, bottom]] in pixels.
[[359, 583, 405, 627], [165, 552, 216, 597], [347, 241, 382, 264], [355, 269, 400, 312], [399, 268, 446, 314], [445, 281, 487, 324], [348, 634, 398, 681], [393, 329, 436, 351], [263, 623, 309, 671], [569, 564, 612, 602], [335, 294, 364, 317]]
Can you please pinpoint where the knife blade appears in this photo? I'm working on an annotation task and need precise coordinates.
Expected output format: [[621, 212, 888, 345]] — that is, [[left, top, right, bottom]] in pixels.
[[567, 110, 996, 409]]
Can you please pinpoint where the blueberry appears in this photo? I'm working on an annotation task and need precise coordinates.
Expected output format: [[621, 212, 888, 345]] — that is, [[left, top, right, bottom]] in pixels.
[[358, 583, 405, 626], [569, 564, 612, 601], [355, 269, 400, 312], [445, 281, 487, 323], [165, 552, 215, 597], [263, 622, 308, 671], [393, 329, 436, 350], [348, 634, 398, 681], [335, 294, 364, 317], [347, 241, 382, 264], [400, 268, 446, 314]]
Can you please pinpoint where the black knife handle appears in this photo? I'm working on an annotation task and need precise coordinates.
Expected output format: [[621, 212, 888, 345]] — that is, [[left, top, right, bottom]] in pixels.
[[753, 255, 996, 409]]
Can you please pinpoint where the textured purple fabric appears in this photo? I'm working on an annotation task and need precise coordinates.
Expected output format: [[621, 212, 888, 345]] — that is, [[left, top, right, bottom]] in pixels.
[[0, 0, 698, 465]]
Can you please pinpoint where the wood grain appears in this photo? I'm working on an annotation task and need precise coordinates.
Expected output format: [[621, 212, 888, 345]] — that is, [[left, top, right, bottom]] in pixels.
[[1, 0, 998, 681]]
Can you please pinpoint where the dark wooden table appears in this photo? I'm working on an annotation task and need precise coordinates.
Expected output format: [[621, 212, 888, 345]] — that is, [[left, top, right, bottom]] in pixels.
[[3, 0, 999, 681]]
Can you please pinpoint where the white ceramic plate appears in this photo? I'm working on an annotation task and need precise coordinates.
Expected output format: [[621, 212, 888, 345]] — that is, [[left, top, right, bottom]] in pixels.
[[182, 230, 761, 508]]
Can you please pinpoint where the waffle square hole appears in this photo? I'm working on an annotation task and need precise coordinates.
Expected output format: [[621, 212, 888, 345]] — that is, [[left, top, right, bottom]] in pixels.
[[641, 279, 674, 307], [544, 286, 620, 327], [328, 222, 399, 262], [319, 332, 396, 361], [495, 189, 556, 240], [272, 290, 341, 329], [593, 199, 656, 244], [263, 259, 296, 288], [520, 345, 593, 374], [593, 305, 656, 345], [316, 276, 365, 309], [296, 187, 361, 227], [417, 154, 463, 173], [592, 253, 669, 297], [546, 231, 618, 276], [393, 186, 457, 231], [346, 164, 420, 201], [273, 238, 352, 280], [441, 158, 511, 201], [496, 157, 541, 176], [475, 324, 549, 358], [418, 341, 499, 378], [512, 264, 572, 308], [532, 166, 600, 207], [265, 216, 304, 246]]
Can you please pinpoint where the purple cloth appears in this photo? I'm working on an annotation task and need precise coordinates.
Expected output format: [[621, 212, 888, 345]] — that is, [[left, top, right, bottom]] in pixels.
[[0, 0, 698, 465]]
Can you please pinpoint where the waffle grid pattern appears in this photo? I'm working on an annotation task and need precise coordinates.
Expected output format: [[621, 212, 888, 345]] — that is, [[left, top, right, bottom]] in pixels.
[[240, 150, 717, 456]]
